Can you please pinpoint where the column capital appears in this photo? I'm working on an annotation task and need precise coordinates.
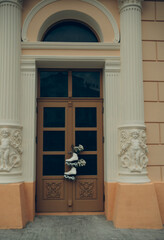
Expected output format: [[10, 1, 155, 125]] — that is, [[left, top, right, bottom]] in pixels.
[[104, 60, 121, 73], [118, 0, 143, 12], [0, 0, 23, 7]]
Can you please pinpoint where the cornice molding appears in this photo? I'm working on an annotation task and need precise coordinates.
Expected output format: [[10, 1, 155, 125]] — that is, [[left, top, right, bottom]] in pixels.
[[21, 42, 120, 50], [105, 60, 121, 73], [21, 55, 120, 70], [21, 59, 36, 73], [0, 0, 23, 7], [118, 0, 143, 12]]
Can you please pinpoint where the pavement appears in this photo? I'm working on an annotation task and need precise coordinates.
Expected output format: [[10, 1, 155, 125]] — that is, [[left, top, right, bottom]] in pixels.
[[0, 215, 164, 240]]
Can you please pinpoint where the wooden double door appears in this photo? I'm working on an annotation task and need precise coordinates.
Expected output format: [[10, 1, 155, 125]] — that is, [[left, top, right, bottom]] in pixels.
[[36, 70, 104, 212]]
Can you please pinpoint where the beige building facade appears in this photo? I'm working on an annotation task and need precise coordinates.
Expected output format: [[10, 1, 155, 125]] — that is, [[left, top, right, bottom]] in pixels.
[[0, 0, 164, 229]]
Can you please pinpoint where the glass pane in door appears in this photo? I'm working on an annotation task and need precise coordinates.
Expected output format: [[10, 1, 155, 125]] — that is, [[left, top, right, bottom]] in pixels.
[[44, 107, 65, 127], [40, 71, 68, 97], [75, 107, 97, 127], [43, 155, 65, 176], [75, 131, 97, 151], [77, 155, 97, 175], [72, 71, 100, 97], [43, 131, 65, 151]]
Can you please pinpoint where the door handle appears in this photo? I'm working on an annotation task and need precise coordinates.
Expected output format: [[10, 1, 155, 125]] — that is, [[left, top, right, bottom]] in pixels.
[[68, 200, 72, 207]]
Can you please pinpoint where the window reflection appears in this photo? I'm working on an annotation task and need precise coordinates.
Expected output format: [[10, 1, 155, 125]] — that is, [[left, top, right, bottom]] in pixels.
[[40, 71, 68, 97], [42, 21, 98, 42], [72, 71, 100, 97]]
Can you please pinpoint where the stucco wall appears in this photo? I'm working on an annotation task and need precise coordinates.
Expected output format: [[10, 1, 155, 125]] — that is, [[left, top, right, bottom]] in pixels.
[[142, 1, 164, 181], [21, 0, 164, 182], [22, 0, 117, 43]]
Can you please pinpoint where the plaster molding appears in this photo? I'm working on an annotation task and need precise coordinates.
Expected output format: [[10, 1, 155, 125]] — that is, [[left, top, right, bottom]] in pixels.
[[119, 0, 144, 125], [37, 10, 104, 42], [118, 126, 150, 183], [0, 0, 22, 7], [20, 55, 120, 182], [21, 67, 36, 182], [0, 123, 22, 128], [22, 0, 59, 41], [118, 0, 148, 184], [21, 42, 120, 50], [104, 60, 121, 73], [21, 59, 36, 72], [0, 127, 23, 172], [0, 0, 22, 125], [118, 0, 143, 12], [81, 0, 119, 43], [22, 0, 119, 43], [104, 64, 120, 182], [21, 55, 120, 70], [119, 127, 148, 173]]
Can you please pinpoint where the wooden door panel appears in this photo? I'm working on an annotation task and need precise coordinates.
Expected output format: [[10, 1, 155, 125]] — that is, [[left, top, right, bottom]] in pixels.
[[37, 100, 103, 212], [72, 101, 103, 211], [37, 101, 71, 212]]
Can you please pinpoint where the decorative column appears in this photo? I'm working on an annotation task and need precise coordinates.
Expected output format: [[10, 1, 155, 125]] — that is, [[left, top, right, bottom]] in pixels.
[[118, 0, 150, 183], [0, 0, 23, 183], [21, 59, 36, 183], [112, 1, 163, 229], [104, 60, 120, 182]]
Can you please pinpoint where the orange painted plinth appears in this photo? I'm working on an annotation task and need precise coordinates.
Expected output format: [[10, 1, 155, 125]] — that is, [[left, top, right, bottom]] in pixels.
[[0, 182, 35, 229], [154, 182, 164, 224], [104, 182, 117, 221], [113, 183, 163, 229]]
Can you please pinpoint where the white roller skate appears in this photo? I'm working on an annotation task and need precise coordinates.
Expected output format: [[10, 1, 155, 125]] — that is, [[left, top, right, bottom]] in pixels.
[[66, 153, 78, 163], [64, 167, 77, 176], [64, 167, 77, 180]]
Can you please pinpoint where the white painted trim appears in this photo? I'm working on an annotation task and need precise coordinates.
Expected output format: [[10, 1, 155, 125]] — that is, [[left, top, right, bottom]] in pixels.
[[118, 124, 146, 129], [22, 0, 120, 43], [21, 60, 37, 182], [37, 10, 104, 42], [21, 42, 120, 50], [20, 55, 120, 182], [21, 55, 120, 69], [21, 59, 36, 72], [104, 62, 120, 182], [0, 123, 22, 128], [81, 0, 119, 43], [21, 55, 120, 61], [0, 174, 23, 184], [22, 0, 59, 41], [0, 0, 22, 8]]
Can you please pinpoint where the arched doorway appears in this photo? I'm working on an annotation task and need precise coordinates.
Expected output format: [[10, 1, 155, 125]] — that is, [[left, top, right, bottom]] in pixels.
[[21, 0, 120, 218], [36, 20, 104, 212]]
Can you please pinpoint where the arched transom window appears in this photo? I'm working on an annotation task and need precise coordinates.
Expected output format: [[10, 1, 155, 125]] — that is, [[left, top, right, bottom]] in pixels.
[[42, 20, 99, 42]]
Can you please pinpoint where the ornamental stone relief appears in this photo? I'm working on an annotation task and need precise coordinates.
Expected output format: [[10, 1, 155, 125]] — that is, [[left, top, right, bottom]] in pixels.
[[0, 128, 22, 172], [119, 128, 148, 172]]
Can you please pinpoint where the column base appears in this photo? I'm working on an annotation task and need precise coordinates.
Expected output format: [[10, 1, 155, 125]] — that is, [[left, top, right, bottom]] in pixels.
[[0, 182, 35, 229], [113, 183, 163, 229], [118, 171, 150, 183]]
